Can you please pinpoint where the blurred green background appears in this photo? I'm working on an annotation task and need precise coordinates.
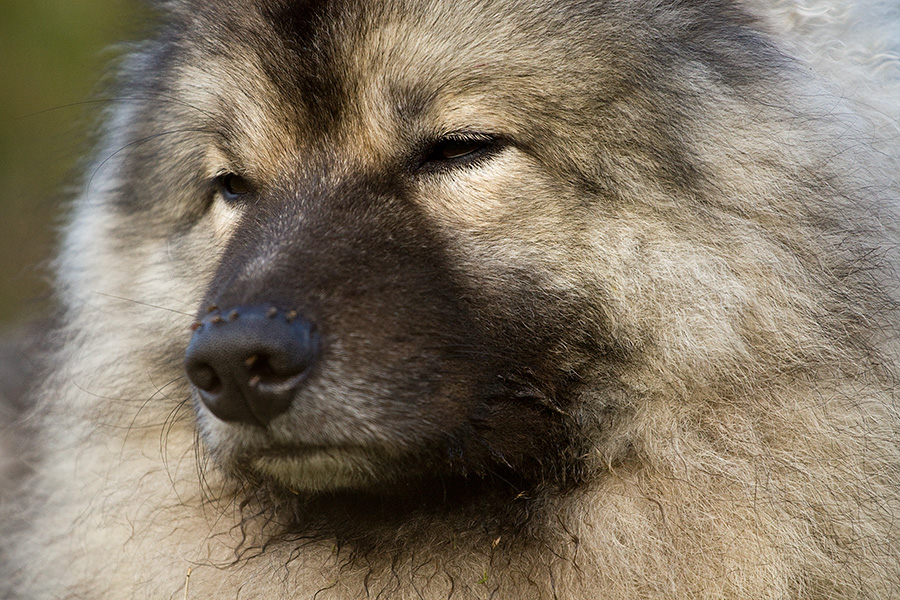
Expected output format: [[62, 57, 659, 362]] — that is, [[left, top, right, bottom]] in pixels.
[[0, 0, 149, 327]]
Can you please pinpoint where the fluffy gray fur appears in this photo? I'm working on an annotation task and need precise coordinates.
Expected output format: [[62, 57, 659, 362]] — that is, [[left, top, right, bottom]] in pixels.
[[2, 0, 899, 598]]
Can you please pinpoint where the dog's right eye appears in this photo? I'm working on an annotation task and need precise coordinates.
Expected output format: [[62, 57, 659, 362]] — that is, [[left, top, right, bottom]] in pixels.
[[215, 172, 253, 202]]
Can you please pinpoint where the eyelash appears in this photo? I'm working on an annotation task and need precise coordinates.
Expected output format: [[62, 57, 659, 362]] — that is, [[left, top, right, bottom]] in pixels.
[[418, 134, 501, 171]]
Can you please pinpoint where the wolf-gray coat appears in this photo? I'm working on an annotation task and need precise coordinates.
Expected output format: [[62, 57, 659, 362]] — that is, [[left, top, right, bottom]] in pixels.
[[2, 0, 900, 598]]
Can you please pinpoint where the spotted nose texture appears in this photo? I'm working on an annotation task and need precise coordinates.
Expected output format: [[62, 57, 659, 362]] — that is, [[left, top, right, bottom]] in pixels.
[[184, 305, 318, 427]]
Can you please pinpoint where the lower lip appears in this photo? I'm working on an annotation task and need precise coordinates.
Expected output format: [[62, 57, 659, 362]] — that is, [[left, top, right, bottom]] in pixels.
[[251, 447, 377, 492]]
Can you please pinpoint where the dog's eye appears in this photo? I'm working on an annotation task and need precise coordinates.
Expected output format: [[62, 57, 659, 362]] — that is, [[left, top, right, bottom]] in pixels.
[[420, 135, 498, 169], [215, 172, 253, 201]]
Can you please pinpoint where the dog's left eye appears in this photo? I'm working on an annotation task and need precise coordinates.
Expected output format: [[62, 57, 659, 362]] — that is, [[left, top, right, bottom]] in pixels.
[[420, 135, 498, 169]]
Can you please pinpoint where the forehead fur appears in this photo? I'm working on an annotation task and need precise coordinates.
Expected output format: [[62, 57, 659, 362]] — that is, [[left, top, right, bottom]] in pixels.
[[160, 1, 593, 174], [146, 0, 781, 192]]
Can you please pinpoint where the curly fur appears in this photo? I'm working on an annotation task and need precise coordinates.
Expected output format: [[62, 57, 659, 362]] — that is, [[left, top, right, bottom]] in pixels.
[[2, 0, 899, 598]]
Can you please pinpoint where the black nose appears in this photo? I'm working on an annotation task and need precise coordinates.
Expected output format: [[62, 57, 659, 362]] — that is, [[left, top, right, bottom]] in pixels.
[[184, 305, 318, 426]]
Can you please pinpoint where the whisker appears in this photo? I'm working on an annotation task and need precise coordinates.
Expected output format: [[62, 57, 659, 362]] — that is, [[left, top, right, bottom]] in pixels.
[[18, 92, 220, 121], [90, 290, 195, 317], [87, 127, 217, 195]]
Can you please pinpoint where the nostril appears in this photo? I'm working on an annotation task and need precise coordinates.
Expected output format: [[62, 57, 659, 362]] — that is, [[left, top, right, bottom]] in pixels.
[[184, 305, 319, 426], [187, 361, 222, 393]]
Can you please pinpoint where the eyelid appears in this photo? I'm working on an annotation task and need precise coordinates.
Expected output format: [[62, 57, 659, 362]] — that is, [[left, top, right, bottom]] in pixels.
[[418, 132, 502, 170]]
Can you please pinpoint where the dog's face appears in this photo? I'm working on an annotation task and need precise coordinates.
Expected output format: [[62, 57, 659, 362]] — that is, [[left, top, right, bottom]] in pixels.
[[90, 0, 788, 504], [157, 0, 627, 497]]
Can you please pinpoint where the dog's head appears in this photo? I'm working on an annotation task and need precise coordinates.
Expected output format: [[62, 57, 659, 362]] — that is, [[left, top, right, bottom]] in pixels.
[[74, 0, 878, 526]]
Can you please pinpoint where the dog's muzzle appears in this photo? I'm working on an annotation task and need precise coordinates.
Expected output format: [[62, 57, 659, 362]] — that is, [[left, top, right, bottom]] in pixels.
[[184, 305, 319, 427]]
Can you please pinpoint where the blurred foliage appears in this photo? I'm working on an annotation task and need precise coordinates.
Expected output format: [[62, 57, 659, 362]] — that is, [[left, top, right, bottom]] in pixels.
[[0, 0, 150, 325]]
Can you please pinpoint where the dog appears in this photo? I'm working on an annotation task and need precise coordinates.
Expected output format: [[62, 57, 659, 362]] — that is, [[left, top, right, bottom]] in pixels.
[[2, 0, 899, 597]]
